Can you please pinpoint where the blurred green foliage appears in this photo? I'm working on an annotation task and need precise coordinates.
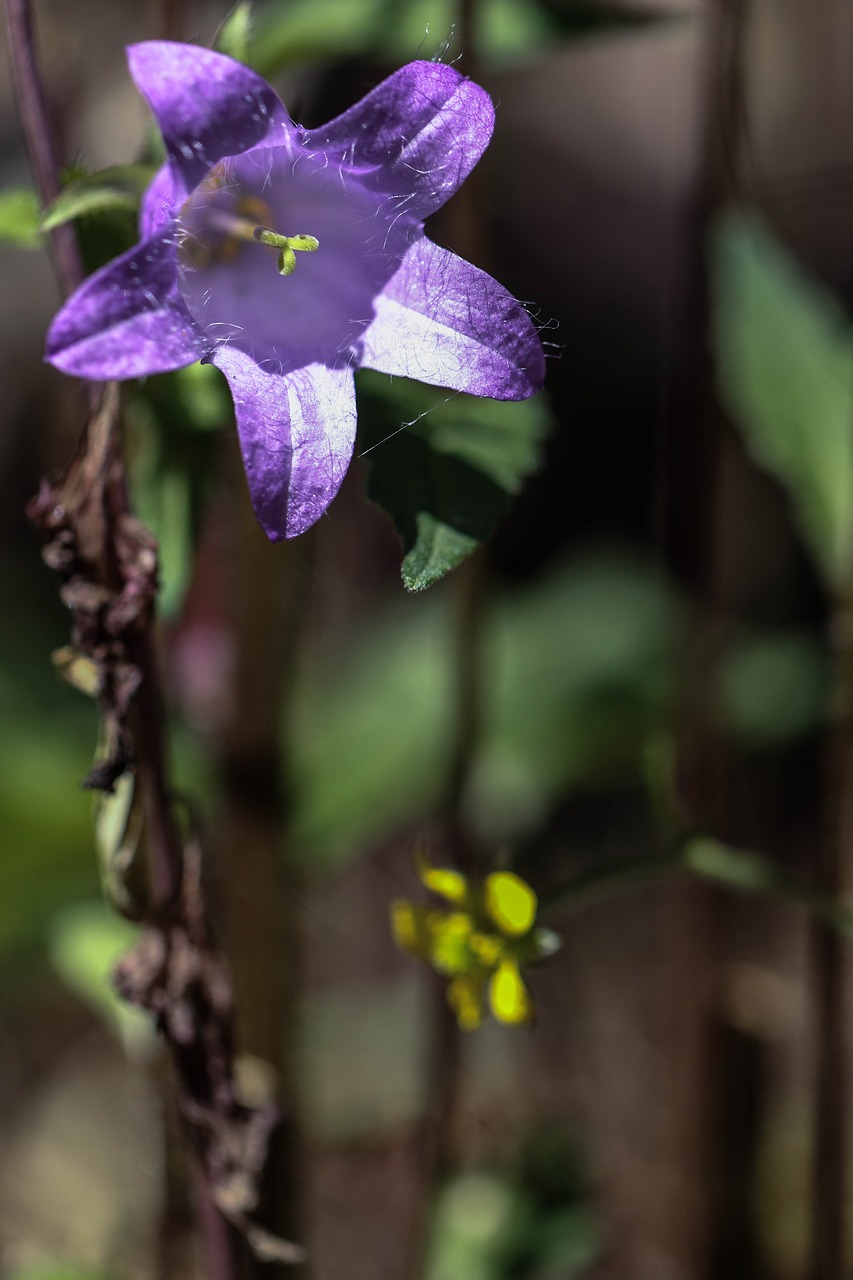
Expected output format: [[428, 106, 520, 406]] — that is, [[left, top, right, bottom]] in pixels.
[[718, 629, 826, 746], [2, 540, 828, 959], [291, 553, 678, 863], [427, 1129, 600, 1279], [712, 213, 853, 592], [0, 186, 41, 247], [47, 902, 151, 1055], [0, 562, 98, 957], [246, 0, 552, 73], [127, 364, 230, 618], [40, 166, 155, 233], [236, 0, 674, 75]]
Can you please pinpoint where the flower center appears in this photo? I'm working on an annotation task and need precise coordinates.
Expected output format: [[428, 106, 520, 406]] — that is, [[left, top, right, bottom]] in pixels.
[[176, 147, 416, 371], [180, 181, 319, 277]]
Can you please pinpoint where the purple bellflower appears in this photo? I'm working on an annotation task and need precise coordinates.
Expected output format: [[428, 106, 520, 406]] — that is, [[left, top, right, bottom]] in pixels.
[[46, 43, 545, 540]]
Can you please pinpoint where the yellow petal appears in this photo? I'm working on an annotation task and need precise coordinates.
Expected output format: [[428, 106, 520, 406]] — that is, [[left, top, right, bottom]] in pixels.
[[447, 974, 484, 1030], [390, 901, 436, 961], [415, 845, 468, 905], [489, 959, 534, 1026], [484, 872, 537, 937]]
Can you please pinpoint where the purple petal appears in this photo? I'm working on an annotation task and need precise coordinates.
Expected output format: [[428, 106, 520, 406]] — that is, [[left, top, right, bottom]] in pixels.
[[45, 233, 203, 379], [214, 348, 357, 539], [127, 42, 295, 198], [302, 62, 494, 218], [359, 239, 545, 400], [140, 162, 179, 237]]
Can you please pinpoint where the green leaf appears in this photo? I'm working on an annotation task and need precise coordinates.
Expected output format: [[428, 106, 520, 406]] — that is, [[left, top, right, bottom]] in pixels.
[[41, 165, 155, 231], [215, 1, 254, 62], [94, 772, 145, 918], [402, 518, 478, 592], [711, 213, 853, 589], [0, 185, 42, 247], [48, 901, 153, 1053], [357, 373, 549, 591], [683, 837, 784, 894]]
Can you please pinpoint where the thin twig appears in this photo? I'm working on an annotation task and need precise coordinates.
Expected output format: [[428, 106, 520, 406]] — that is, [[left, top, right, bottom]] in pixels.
[[4, 0, 84, 296]]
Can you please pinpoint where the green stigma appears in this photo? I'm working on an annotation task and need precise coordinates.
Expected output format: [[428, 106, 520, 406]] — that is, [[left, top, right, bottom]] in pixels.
[[253, 227, 320, 276], [188, 196, 320, 276]]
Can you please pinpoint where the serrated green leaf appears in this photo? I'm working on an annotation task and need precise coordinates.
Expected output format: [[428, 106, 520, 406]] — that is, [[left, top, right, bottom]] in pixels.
[[358, 373, 549, 591], [41, 165, 154, 231], [215, 1, 254, 62], [711, 213, 853, 589], [0, 185, 42, 247]]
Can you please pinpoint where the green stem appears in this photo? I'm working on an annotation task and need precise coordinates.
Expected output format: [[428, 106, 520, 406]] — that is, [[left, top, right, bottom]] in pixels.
[[541, 836, 853, 938]]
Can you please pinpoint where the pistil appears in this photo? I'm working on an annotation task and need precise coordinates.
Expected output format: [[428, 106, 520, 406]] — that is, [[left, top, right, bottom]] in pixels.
[[178, 188, 317, 276], [253, 227, 320, 276], [204, 209, 319, 276]]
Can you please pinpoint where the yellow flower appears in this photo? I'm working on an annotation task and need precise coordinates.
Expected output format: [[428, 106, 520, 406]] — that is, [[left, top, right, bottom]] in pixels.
[[390, 851, 558, 1031]]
